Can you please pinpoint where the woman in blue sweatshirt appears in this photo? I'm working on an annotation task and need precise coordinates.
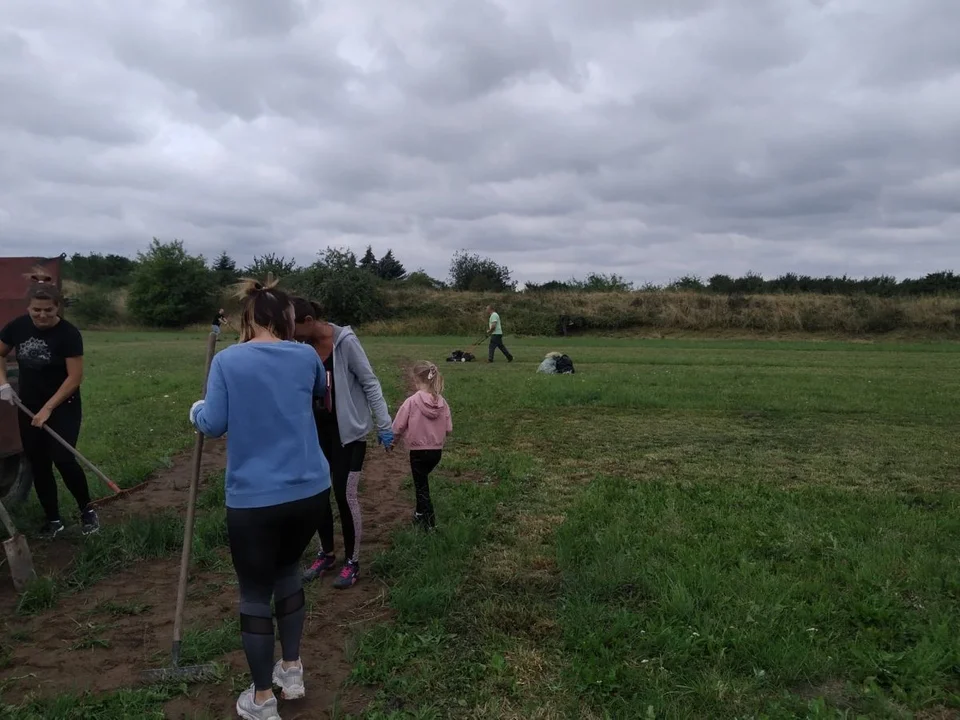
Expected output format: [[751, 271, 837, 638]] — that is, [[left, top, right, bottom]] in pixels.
[[191, 278, 329, 720]]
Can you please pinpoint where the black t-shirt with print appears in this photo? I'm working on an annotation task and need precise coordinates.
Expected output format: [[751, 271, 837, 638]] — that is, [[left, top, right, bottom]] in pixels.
[[0, 315, 84, 410], [212, 312, 225, 327]]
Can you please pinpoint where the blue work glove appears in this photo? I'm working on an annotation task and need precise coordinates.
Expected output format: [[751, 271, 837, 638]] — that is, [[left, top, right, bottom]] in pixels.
[[378, 430, 394, 449], [189, 400, 205, 426]]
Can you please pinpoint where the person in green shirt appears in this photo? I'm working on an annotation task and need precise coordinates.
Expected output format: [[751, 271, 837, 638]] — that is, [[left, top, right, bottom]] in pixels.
[[485, 305, 513, 363]]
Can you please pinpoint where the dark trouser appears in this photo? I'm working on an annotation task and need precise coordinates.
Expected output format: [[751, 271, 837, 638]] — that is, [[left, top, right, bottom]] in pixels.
[[316, 430, 367, 563], [489, 334, 512, 362], [227, 491, 327, 692], [17, 397, 91, 521], [410, 449, 442, 526]]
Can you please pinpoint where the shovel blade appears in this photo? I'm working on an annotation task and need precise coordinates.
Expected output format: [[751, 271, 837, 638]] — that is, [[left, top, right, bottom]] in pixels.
[[3, 534, 37, 593]]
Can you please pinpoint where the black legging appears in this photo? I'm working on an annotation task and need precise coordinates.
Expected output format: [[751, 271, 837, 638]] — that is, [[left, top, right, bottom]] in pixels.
[[227, 491, 327, 692], [17, 396, 91, 521], [411, 449, 442, 526], [315, 431, 366, 563]]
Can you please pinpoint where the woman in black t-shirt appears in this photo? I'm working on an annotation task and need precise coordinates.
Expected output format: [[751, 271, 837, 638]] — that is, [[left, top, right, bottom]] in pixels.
[[0, 284, 99, 538]]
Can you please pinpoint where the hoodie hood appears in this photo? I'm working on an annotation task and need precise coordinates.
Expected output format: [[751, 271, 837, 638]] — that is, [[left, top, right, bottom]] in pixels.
[[412, 390, 446, 419], [331, 323, 353, 347]]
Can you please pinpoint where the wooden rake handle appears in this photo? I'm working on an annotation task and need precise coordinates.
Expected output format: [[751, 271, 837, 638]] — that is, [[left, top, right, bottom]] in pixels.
[[12, 398, 121, 495], [171, 332, 218, 647]]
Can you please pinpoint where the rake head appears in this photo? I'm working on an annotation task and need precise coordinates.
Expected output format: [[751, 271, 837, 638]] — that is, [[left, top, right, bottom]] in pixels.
[[139, 642, 219, 685], [140, 663, 219, 684]]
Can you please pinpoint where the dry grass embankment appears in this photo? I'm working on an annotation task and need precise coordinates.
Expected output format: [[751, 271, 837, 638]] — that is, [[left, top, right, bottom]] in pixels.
[[363, 288, 960, 338], [63, 282, 960, 338]]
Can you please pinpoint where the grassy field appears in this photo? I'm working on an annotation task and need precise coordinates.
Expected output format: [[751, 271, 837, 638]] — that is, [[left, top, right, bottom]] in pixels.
[[3, 332, 960, 718]]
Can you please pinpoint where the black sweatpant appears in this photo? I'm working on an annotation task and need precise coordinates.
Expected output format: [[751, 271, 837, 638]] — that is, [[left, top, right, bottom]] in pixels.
[[488, 335, 513, 362], [17, 397, 91, 521], [316, 432, 366, 563], [411, 450, 442, 526], [227, 491, 327, 692]]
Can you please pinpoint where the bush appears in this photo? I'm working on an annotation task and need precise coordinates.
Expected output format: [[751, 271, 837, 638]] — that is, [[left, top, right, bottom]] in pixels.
[[450, 251, 514, 292], [127, 239, 218, 328], [290, 248, 386, 326], [69, 286, 119, 327]]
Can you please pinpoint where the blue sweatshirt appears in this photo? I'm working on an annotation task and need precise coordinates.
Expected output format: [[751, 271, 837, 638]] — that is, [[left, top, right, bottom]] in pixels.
[[192, 341, 331, 509]]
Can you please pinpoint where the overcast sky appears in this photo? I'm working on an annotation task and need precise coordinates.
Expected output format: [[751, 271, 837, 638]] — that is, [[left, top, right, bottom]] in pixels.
[[1, 0, 958, 285]]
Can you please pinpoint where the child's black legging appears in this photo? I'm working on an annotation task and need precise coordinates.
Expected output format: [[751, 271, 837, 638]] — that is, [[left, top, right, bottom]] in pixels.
[[17, 397, 91, 521], [411, 449, 442, 523], [315, 431, 366, 563], [227, 491, 327, 692]]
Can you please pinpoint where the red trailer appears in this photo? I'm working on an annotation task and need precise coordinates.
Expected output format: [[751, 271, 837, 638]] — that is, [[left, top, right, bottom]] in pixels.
[[0, 255, 64, 505]]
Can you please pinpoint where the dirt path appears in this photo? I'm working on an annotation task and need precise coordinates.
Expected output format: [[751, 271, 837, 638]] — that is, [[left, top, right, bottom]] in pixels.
[[0, 433, 414, 718]]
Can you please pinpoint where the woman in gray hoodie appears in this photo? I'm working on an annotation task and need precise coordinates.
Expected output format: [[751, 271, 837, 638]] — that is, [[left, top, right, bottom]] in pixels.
[[292, 298, 394, 589]]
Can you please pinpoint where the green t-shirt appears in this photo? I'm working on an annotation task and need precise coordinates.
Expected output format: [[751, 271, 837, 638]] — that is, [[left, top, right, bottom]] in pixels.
[[489, 312, 503, 335]]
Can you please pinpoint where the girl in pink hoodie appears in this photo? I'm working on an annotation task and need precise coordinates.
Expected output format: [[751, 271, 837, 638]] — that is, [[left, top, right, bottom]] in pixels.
[[392, 361, 453, 531]]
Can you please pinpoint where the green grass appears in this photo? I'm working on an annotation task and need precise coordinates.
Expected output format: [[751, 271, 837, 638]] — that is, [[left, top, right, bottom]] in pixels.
[[348, 335, 960, 718], [5, 332, 960, 718]]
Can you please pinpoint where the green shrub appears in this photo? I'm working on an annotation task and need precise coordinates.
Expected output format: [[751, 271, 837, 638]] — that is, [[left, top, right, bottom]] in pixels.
[[127, 240, 217, 328], [69, 286, 119, 327]]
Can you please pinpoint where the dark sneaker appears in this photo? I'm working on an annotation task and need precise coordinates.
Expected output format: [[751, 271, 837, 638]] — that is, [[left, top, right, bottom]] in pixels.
[[81, 508, 100, 536], [413, 512, 437, 532], [302, 553, 336, 583], [333, 560, 360, 589], [39, 520, 65, 540]]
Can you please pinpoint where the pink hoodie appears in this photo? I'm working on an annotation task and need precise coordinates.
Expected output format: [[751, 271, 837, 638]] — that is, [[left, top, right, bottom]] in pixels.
[[392, 391, 452, 451]]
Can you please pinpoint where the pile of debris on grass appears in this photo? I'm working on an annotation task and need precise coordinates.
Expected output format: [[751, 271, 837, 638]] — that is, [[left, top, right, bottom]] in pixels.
[[446, 349, 476, 363], [537, 352, 575, 374]]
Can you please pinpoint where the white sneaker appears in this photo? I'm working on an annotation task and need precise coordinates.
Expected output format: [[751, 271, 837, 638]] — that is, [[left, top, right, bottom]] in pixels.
[[236, 684, 281, 720], [272, 659, 305, 700]]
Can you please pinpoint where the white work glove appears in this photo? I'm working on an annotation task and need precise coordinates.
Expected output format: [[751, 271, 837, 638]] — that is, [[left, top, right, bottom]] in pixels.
[[189, 400, 205, 426], [0, 383, 15, 406]]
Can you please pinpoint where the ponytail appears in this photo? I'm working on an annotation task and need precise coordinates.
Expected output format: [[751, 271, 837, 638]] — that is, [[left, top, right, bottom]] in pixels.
[[411, 360, 444, 397], [233, 274, 293, 342]]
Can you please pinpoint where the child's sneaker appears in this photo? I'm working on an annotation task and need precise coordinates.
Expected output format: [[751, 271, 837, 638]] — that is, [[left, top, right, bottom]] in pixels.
[[235, 684, 280, 720], [413, 512, 436, 532], [272, 659, 305, 700], [302, 553, 335, 583], [333, 560, 360, 589], [39, 519, 64, 540]]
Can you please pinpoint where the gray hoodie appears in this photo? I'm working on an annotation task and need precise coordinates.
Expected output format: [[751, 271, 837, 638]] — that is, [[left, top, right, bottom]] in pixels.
[[330, 324, 393, 445]]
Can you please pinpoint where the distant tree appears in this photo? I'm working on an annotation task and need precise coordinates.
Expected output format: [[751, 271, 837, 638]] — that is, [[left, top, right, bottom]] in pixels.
[[449, 251, 514, 292], [581, 273, 633, 292], [707, 274, 735, 294], [128, 239, 217, 328], [62, 252, 137, 288], [245, 253, 298, 280], [212, 251, 239, 287], [377, 249, 407, 281], [359, 246, 378, 274], [403, 270, 445, 290], [289, 247, 385, 325], [668, 275, 706, 292]]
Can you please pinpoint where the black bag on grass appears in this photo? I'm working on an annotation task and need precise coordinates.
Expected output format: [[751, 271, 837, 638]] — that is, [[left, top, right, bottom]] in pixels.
[[447, 350, 475, 363], [555, 354, 575, 374]]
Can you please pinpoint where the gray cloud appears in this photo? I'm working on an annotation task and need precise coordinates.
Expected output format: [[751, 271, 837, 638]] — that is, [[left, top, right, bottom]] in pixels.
[[1, 0, 958, 285]]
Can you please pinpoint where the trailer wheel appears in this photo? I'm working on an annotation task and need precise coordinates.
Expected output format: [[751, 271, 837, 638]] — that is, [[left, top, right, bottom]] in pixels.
[[0, 454, 33, 507]]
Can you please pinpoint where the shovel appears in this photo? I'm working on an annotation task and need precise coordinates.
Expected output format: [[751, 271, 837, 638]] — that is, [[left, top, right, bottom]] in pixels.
[[141, 332, 219, 684], [0, 498, 36, 592]]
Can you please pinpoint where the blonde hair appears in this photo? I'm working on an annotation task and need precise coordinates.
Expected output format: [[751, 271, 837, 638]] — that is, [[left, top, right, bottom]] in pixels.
[[232, 274, 293, 342], [411, 361, 444, 397]]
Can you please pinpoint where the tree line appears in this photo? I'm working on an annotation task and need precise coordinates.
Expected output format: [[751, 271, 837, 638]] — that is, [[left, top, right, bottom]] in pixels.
[[59, 240, 958, 329]]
